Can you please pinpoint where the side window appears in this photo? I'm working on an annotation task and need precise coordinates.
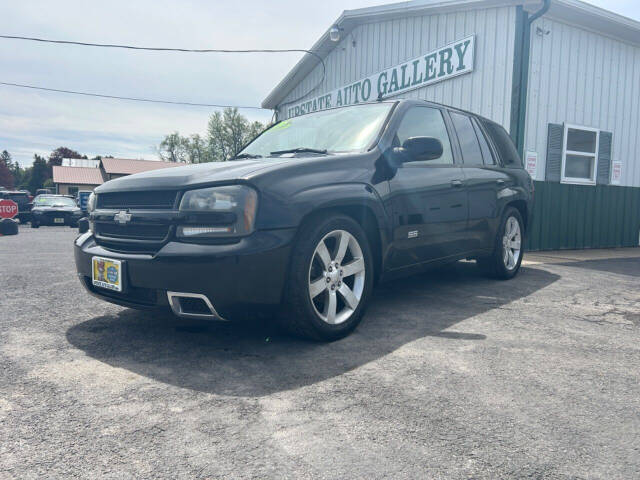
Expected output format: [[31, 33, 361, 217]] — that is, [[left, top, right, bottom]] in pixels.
[[395, 107, 454, 165], [482, 120, 523, 167], [450, 112, 483, 165], [472, 118, 496, 165]]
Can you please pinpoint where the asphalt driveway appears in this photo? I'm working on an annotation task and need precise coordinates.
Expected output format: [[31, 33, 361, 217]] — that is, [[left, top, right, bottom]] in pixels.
[[1, 226, 639, 479]]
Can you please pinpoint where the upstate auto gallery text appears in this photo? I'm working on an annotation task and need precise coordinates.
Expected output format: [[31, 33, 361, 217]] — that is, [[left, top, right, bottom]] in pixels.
[[285, 35, 475, 118]]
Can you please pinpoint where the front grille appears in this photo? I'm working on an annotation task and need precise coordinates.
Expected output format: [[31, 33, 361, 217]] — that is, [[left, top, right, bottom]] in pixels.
[[95, 222, 169, 241], [97, 190, 178, 210]]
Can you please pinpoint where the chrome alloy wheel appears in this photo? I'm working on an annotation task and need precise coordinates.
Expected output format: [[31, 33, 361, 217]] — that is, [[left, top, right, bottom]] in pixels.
[[308, 229, 366, 325], [502, 216, 522, 270]]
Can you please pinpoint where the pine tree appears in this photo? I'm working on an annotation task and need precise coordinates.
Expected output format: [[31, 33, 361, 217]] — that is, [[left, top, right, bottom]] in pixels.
[[0, 150, 14, 189]]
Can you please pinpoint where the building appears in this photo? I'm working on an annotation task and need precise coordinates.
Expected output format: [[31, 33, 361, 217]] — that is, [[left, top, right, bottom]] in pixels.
[[52, 158, 179, 195], [100, 157, 181, 181], [61, 158, 101, 168], [52, 166, 104, 195], [262, 0, 640, 250]]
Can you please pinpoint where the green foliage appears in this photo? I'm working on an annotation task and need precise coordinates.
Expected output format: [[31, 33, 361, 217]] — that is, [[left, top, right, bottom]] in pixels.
[[158, 107, 265, 163], [158, 132, 190, 163], [0, 150, 14, 188], [28, 154, 50, 193], [48, 147, 86, 167]]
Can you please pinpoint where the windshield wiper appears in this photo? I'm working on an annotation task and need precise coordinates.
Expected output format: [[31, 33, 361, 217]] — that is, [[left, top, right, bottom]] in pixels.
[[231, 153, 263, 159], [270, 147, 328, 155]]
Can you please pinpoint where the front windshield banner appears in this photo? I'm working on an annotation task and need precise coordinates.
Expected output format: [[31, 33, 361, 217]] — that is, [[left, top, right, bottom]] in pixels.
[[240, 103, 393, 158]]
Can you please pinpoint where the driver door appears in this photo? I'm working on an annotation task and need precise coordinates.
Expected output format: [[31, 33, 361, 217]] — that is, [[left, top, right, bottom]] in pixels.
[[386, 106, 468, 269]]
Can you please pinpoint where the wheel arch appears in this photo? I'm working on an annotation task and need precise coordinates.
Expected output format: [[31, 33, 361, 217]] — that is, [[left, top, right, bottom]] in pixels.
[[505, 199, 528, 235], [293, 201, 387, 284]]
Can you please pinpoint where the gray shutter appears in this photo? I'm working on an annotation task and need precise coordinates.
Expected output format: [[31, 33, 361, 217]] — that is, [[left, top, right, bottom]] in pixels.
[[545, 123, 564, 182], [597, 131, 613, 185]]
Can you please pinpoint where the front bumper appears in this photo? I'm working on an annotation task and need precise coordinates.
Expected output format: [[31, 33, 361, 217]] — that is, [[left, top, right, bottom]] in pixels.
[[74, 228, 296, 319], [33, 211, 82, 225]]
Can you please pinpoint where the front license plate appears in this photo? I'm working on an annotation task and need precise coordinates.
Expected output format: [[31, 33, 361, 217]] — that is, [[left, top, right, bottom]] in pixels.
[[92, 256, 122, 292], [54, 217, 64, 224]]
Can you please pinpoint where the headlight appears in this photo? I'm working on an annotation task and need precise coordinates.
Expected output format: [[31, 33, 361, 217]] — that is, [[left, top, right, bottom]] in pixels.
[[87, 192, 96, 213], [177, 185, 258, 238]]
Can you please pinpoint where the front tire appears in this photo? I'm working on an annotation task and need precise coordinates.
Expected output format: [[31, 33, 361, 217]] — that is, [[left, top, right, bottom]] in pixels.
[[478, 207, 524, 280], [31, 220, 40, 229], [279, 214, 374, 341]]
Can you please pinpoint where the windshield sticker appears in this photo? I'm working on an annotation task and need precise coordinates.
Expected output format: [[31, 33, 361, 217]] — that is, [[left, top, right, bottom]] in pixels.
[[270, 119, 293, 131]]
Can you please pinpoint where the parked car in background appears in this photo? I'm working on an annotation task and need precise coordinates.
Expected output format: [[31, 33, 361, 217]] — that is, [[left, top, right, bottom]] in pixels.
[[31, 194, 82, 228], [35, 188, 53, 196], [0, 190, 32, 223], [75, 100, 533, 341]]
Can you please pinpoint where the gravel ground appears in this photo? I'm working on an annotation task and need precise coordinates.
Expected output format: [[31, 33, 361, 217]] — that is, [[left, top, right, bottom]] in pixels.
[[1, 225, 639, 479]]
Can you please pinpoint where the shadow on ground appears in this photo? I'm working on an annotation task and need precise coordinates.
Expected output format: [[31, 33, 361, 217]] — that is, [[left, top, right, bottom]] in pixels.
[[66, 262, 559, 396], [558, 257, 640, 277]]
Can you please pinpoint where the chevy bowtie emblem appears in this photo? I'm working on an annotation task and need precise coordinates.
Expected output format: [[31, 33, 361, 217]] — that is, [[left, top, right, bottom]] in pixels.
[[114, 210, 132, 225]]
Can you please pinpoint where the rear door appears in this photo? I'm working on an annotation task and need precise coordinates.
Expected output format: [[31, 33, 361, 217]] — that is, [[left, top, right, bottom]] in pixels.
[[448, 111, 510, 251], [387, 106, 468, 269]]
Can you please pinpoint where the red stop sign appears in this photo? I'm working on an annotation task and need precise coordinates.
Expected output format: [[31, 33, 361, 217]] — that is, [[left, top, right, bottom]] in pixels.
[[0, 199, 18, 219]]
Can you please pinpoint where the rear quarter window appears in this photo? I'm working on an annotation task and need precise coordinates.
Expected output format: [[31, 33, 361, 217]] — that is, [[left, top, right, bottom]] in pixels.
[[482, 120, 523, 168]]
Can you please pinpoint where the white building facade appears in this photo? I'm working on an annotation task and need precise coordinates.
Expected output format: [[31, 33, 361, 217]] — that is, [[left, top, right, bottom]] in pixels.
[[263, 0, 640, 250]]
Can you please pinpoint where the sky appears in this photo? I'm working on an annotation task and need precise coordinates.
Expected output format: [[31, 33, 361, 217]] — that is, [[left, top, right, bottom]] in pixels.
[[1, 0, 638, 167]]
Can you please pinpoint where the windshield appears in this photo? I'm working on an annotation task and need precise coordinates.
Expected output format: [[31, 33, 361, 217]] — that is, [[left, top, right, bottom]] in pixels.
[[34, 196, 77, 207], [240, 103, 394, 158]]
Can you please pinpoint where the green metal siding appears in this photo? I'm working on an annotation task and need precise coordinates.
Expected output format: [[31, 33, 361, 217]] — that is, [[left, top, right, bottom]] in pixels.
[[528, 181, 640, 251]]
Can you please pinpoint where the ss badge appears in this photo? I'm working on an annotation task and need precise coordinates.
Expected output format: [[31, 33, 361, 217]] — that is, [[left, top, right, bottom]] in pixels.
[[408, 230, 418, 239]]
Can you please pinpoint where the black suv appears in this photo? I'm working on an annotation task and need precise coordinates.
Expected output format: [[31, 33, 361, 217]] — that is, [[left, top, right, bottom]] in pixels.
[[75, 100, 533, 340], [31, 195, 83, 228], [0, 190, 32, 223]]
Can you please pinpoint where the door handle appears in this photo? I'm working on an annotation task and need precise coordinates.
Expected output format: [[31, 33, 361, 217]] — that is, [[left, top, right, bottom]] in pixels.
[[451, 179, 463, 187], [496, 179, 505, 186]]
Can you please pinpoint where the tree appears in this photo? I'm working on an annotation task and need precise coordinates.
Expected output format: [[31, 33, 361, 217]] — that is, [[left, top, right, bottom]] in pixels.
[[0, 150, 14, 189], [158, 108, 264, 164], [48, 147, 86, 167], [158, 132, 190, 163], [186, 134, 209, 164], [206, 108, 264, 161], [28, 154, 50, 193]]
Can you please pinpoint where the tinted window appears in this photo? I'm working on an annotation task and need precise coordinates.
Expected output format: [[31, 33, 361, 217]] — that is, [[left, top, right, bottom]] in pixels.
[[450, 112, 483, 165], [395, 107, 453, 165], [472, 118, 495, 165], [482, 120, 522, 167]]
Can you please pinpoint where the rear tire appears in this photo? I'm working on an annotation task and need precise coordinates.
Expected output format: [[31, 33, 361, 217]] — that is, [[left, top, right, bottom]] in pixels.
[[31, 221, 39, 229], [477, 207, 524, 280], [279, 213, 374, 341]]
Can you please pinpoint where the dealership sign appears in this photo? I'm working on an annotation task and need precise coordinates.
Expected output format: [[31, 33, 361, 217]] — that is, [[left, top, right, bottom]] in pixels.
[[285, 35, 475, 118]]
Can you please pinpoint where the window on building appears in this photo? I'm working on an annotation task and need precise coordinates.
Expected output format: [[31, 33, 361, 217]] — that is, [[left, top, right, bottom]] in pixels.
[[395, 107, 454, 165], [562, 125, 599, 184], [450, 112, 483, 165], [68, 186, 79, 196]]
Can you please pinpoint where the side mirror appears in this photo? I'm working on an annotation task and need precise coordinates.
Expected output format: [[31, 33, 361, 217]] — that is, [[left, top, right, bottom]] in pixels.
[[78, 217, 90, 234], [399, 136, 443, 162]]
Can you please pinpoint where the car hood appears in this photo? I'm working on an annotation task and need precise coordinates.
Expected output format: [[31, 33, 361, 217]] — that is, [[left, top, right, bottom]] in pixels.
[[96, 159, 293, 192]]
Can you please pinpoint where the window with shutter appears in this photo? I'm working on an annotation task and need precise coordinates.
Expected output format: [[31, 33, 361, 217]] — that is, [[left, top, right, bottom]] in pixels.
[[561, 124, 599, 185], [597, 131, 613, 185], [545, 123, 563, 182]]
